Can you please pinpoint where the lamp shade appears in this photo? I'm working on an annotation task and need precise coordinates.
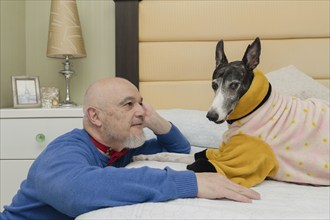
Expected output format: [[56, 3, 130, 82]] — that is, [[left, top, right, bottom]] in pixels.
[[47, 0, 86, 58]]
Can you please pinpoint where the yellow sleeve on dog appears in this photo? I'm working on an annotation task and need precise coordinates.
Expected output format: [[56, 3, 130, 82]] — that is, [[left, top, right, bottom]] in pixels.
[[206, 134, 279, 187]]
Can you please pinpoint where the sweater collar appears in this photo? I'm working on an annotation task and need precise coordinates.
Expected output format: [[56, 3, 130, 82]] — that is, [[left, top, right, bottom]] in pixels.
[[227, 69, 271, 123]]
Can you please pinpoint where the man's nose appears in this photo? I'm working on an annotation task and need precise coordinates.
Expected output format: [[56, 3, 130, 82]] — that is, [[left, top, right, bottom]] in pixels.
[[135, 103, 145, 116]]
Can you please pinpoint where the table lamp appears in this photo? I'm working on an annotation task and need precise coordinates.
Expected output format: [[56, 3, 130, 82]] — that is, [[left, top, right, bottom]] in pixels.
[[47, 0, 86, 107]]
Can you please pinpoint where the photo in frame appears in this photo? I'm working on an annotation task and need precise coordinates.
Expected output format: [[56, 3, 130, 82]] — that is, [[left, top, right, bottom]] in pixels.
[[11, 76, 42, 108]]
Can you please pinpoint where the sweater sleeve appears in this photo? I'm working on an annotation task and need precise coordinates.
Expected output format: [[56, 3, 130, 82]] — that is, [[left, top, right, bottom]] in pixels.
[[205, 133, 279, 187], [29, 130, 196, 217], [105, 123, 190, 168], [130, 123, 191, 156], [156, 123, 191, 153]]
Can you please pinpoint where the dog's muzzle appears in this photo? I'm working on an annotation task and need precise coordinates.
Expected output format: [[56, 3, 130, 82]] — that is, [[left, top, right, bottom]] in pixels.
[[206, 111, 225, 124], [206, 109, 233, 124]]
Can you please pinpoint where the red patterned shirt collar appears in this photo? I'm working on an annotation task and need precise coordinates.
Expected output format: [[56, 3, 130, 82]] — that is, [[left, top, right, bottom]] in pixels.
[[89, 135, 128, 166]]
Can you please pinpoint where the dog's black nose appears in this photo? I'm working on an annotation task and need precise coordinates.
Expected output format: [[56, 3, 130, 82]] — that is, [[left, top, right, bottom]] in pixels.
[[206, 111, 218, 122]]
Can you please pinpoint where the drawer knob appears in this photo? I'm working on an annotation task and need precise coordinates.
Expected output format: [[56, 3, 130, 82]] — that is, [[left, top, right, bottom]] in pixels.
[[35, 133, 46, 143]]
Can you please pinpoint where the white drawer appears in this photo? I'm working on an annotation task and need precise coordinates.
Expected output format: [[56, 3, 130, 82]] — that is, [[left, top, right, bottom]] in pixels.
[[0, 117, 83, 159], [0, 160, 34, 211]]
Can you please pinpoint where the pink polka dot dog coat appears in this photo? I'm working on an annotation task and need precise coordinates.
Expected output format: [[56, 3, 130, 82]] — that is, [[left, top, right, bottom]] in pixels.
[[221, 69, 329, 185]]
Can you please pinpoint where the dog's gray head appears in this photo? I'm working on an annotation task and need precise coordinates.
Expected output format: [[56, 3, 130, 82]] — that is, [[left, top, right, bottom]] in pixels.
[[207, 37, 261, 124]]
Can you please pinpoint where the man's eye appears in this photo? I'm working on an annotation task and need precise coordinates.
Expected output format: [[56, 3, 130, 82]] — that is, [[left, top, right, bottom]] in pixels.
[[125, 102, 133, 107]]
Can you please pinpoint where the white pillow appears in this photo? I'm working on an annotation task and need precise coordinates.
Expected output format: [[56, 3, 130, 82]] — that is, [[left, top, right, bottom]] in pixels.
[[266, 65, 329, 101], [144, 109, 226, 149]]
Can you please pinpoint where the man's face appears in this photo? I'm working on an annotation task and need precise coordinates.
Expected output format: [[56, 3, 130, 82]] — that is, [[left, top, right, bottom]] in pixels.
[[100, 85, 146, 150]]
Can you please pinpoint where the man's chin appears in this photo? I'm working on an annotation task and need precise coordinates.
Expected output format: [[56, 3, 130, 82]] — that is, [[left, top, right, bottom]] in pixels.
[[123, 134, 146, 149]]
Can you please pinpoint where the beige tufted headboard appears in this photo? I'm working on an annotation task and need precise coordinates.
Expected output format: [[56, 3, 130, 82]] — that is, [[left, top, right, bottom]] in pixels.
[[114, 0, 329, 110]]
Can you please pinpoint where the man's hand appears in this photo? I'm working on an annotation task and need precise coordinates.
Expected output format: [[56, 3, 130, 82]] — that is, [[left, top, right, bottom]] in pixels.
[[195, 173, 261, 203], [142, 102, 171, 135]]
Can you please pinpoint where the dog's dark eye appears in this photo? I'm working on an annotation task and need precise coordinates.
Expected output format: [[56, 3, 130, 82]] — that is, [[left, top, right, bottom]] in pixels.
[[212, 82, 218, 90], [229, 82, 239, 90]]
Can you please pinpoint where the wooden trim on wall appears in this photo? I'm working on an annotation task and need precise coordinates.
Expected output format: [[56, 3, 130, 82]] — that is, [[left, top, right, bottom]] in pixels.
[[114, 0, 139, 88]]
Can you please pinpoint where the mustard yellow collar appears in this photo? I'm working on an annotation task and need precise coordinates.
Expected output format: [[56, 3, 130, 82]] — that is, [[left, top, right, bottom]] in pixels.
[[227, 69, 270, 121]]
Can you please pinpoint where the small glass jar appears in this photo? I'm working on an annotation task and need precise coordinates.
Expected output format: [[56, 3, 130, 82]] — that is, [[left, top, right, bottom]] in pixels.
[[41, 87, 59, 108]]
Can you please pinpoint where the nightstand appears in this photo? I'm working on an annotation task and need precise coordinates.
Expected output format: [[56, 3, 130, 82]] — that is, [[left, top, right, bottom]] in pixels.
[[0, 108, 83, 211]]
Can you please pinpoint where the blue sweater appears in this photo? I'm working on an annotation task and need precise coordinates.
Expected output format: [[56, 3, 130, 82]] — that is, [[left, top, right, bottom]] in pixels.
[[1, 125, 196, 220]]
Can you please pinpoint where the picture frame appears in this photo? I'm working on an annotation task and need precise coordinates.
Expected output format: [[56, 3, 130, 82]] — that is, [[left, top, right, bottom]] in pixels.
[[11, 76, 42, 108]]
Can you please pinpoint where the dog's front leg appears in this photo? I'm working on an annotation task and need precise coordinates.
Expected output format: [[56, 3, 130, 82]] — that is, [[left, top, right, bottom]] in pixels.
[[133, 152, 195, 164]]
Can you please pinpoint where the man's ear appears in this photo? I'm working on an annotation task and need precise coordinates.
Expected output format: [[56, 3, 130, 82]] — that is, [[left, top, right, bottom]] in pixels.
[[86, 107, 102, 127], [242, 37, 261, 70], [215, 40, 228, 67]]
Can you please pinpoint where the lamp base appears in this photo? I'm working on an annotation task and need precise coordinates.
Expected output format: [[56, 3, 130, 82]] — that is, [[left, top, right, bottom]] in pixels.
[[60, 100, 77, 108], [59, 56, 77, 108]]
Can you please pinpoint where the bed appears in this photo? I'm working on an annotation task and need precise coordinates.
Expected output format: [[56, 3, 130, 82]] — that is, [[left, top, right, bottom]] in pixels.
[[77, 0, 330, 219]]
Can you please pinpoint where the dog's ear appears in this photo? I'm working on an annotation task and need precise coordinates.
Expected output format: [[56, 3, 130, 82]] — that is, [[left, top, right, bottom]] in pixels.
[[215, 40, 228, 67], [242, 37, 261, 70]]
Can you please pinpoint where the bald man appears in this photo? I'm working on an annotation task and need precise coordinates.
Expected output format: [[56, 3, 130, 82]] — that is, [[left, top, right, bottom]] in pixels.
[[1, 77, 260, 220]]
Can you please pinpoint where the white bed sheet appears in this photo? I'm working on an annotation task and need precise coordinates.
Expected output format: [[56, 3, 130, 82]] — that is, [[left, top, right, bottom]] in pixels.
[[77, 149, 330, 220], [77, 181, 329, 219]]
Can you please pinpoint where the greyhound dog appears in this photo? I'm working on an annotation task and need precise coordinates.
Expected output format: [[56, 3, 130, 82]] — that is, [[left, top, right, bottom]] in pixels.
[[134, 38, 330, 187]]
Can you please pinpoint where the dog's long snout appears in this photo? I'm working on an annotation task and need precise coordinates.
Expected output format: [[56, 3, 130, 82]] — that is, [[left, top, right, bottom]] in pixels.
[[207, 111, 226, 124]]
